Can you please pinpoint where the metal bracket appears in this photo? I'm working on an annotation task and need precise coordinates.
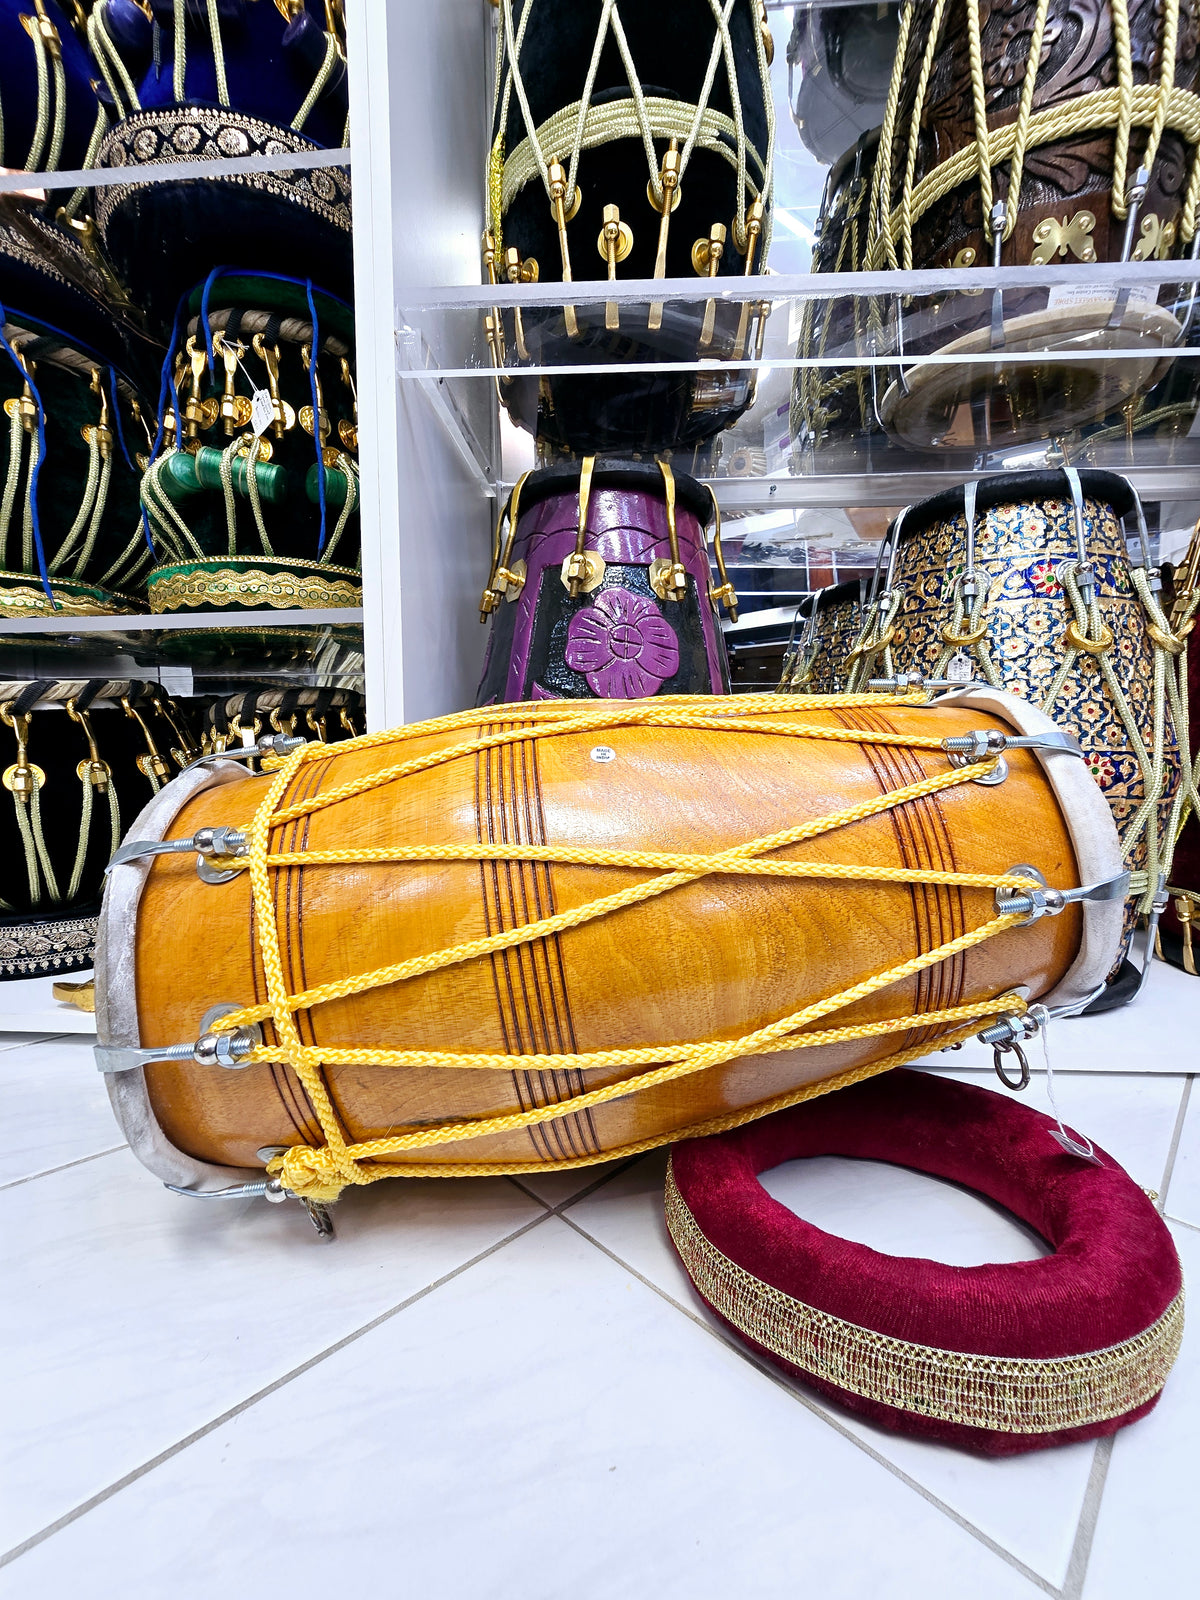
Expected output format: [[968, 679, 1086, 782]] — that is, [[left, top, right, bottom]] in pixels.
[[994, 864, 1130, 924], [977, 1003, 1048, 1090], [868, 673, 986, 692], [163, 1179, 335, 1239], [95, 1003, 262, 1074], [107, 824, 248, 875], [178, 732, 305, 777], [942, 727, 1082, 763]]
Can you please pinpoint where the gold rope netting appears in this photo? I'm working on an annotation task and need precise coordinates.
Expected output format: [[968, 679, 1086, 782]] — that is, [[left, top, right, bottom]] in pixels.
[[188, 693, 1042, 1201]]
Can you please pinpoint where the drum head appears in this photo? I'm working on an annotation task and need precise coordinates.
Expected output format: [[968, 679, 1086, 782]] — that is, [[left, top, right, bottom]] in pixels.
[[880, 301, 1181, 452]]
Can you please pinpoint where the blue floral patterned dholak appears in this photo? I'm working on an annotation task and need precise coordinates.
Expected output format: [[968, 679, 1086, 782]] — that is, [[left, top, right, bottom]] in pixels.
[[888, 492, 1181, 928]]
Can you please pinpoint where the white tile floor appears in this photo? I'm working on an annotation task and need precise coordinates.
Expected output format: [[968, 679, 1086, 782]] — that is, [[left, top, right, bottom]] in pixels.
[[0, 990, 1195, 1598]]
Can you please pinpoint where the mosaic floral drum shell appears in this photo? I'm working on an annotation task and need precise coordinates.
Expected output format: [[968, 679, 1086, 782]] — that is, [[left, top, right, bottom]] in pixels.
[[892, 494, 1181, 898], [788, 583, 865, 694]]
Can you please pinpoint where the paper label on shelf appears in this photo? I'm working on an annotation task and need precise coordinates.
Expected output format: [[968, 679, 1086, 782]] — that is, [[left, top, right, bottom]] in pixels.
[[157, 666, 193, 697], [1045, 282, 1158, 311], [250, 389, 274, 436]]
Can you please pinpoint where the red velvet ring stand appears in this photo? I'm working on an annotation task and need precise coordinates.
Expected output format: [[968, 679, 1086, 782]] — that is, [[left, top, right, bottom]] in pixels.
[[668, 1069, 1183, 1454]]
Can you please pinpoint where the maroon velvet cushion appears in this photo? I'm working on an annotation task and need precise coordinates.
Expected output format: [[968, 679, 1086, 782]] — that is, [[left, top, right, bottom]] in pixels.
[[667, 1068, 1183, 1455]]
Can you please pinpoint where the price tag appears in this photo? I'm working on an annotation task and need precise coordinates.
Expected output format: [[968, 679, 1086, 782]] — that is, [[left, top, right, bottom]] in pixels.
[[250, 388, 274, 436]]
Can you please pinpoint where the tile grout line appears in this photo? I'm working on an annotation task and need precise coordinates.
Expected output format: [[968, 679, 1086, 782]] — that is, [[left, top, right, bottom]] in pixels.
[[0, 1208, 554, 1570], [0, 1033, 62, 1053], [1156, 1076, 1194, 1215], [556, 1211, 1057, 1597], [1165, 1211, 1200, 1233], [0, 1145, 128, 1192], [1058, 1434, 1114, 1600], [505, 1155, 645, 1218]]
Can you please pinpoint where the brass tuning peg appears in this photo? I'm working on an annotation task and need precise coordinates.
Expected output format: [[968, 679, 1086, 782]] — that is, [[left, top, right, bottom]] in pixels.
[[692, 222, 726, 348], [547, 161, 581, 337], [597, 204, 633, 330], [648, 139, 682, 332]]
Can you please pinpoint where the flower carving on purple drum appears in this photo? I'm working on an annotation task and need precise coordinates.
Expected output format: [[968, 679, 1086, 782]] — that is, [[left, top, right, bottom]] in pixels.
[[564, 587, 680, 698]]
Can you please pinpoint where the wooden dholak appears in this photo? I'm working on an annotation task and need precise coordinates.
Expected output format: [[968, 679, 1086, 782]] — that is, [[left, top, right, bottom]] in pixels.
[[97, 691, 1124, 1214]]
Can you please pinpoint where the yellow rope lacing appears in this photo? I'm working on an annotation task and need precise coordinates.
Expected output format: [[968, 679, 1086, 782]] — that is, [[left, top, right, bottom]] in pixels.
[[868, 0, 1200, 268], [174, 694, 1047, 1202]]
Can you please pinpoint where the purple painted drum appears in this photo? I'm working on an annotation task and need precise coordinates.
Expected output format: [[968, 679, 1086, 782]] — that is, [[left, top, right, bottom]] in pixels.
[[476, 459, 735, 705]]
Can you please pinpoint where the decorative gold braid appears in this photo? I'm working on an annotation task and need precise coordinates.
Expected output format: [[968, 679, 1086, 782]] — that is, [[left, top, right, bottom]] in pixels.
[[147, 564, 362, 613], [0, 580, 136, 619], [160, 694, 1053, 1201], [665, 1161, 1185, 1434]]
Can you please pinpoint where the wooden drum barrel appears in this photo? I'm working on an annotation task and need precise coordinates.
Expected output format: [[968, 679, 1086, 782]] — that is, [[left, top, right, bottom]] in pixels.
[[98, 692, 1124, 1206]]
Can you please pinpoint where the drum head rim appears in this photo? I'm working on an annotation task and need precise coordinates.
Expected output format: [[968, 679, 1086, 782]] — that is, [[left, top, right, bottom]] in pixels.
[[514, 458, 712, 522], [892, 466, 1141, 543]]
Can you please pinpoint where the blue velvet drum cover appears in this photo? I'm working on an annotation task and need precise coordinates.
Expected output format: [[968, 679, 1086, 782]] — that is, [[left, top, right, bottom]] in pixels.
[[89, 0, 352, 325]]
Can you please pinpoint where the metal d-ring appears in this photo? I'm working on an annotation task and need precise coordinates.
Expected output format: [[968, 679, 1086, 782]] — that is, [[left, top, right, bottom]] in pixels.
[[992, 1039, 1031, 1091]]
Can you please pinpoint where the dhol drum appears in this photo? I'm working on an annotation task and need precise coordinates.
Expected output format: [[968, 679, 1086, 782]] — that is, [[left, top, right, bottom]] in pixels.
[[786, 4, 900, 164], [97, 689, 1126, 1219], [91, 0, 352, 326], [199, 686, 365, 755], [139, 271, 360, 616], [779, 577, 867, 693], [790, 131, 884, 473], [865, 0, 1200, 452], [1, 202, 156, 618], [476, 459, 734, 703], [0, 0, 107, 177], [843, 469, 1187, 983], [486, 0, 775, 455], [1, 678, 200, 979]]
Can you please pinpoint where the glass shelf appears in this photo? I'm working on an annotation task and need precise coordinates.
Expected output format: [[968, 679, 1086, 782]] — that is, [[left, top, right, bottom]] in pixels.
[[0, 610, 364, 690]]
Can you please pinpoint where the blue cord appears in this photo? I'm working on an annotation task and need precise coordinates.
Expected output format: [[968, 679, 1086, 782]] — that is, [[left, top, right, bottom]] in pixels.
[[142, 293, 187, 554], [107, 368, 135, 470], [0, 302, 55, 606], [305, 277, 328, 553]]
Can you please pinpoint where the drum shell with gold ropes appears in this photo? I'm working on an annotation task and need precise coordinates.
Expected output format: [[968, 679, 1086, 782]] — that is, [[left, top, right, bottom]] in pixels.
[[868, 0, 1200, 451], [98, 692, 1122, 1195], [842, 470, 1184, 950]]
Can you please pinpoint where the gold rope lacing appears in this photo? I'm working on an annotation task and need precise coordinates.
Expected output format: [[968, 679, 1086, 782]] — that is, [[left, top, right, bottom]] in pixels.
[[491, 0, 775, 257], [184, 693, 1049, 1202], [867, 0, 1200, 268]]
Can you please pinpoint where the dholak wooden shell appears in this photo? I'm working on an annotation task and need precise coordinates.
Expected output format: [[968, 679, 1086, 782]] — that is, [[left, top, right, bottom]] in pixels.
[[102, 695, 1119, 1191]]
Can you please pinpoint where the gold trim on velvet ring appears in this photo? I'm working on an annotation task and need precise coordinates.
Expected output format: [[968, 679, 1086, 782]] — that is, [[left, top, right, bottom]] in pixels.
[[664, 1160, 1184, 1435]]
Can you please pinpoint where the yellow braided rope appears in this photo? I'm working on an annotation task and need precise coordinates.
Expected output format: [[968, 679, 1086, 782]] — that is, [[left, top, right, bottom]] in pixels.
[[267, 1009, 1019, 1192], [193, 696, 1044, 1201], [965, 0, 994, 241]]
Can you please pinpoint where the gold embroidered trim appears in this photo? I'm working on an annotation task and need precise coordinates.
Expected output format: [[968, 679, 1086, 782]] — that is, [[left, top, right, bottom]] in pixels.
[[95, 109, 352, 235], [148, 565, 362, 613], [664, 1160, 1184, 1433], [0, 581, 137, 619]]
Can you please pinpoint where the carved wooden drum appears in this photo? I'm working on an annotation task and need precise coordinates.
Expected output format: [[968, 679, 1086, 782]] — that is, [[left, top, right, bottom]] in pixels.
[[98, 691, 1124, 1211], [866, 0, 1200, 450], [476, 459, 733, 703]]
